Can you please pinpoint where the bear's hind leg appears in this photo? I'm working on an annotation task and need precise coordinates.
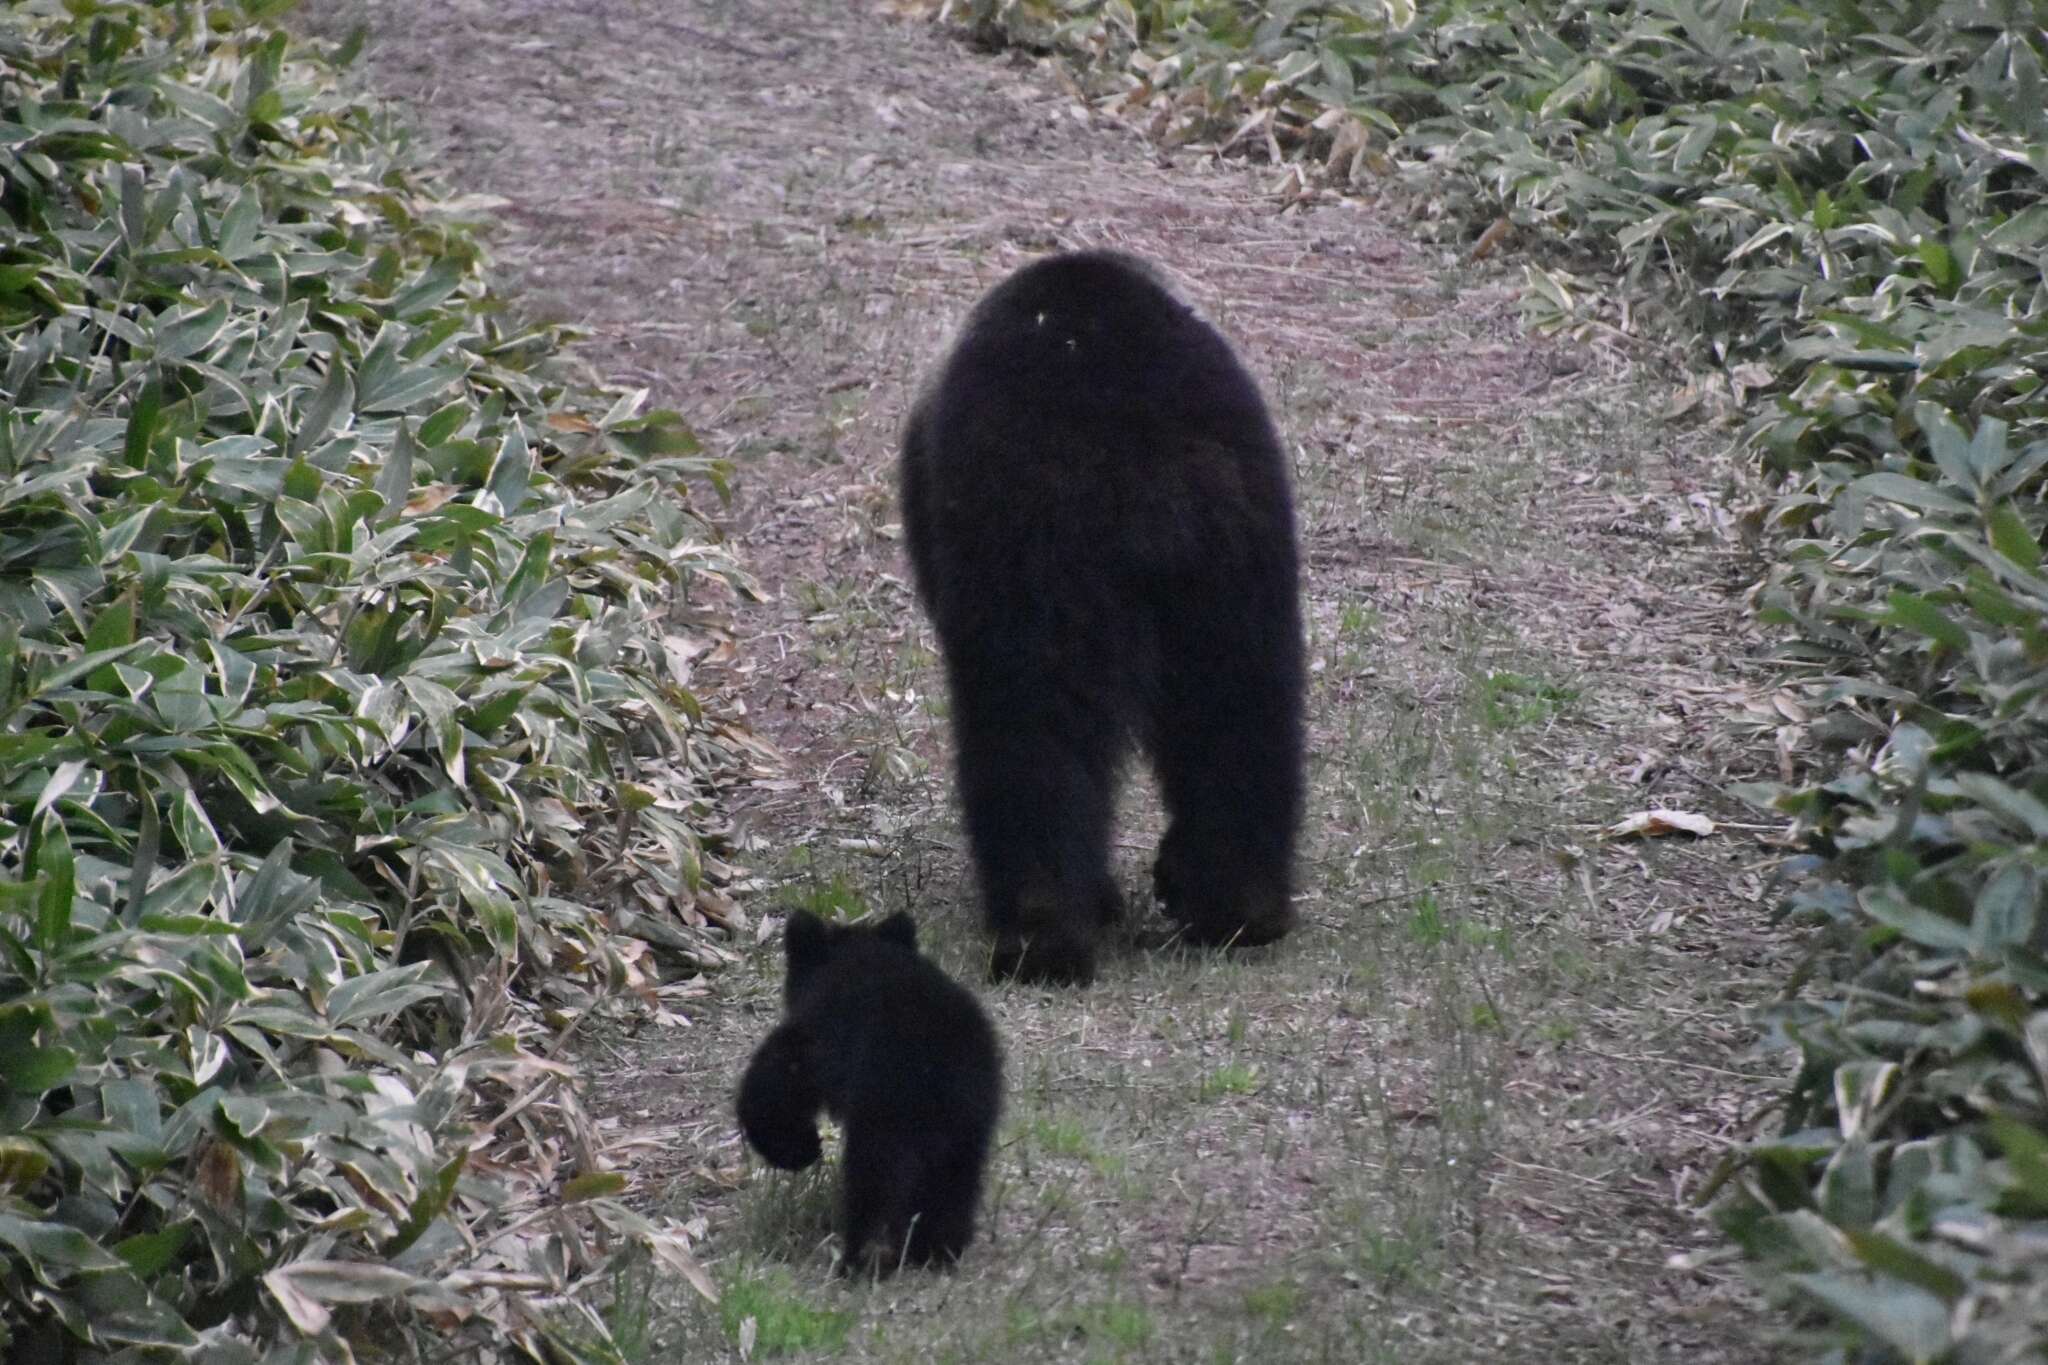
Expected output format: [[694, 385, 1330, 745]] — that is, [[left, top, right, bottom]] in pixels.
[[1149, 617, 1302, 949], [837, 1126, 928, 1276], [902, 1134, 990, 1267], [954, 696, 1120, 986]]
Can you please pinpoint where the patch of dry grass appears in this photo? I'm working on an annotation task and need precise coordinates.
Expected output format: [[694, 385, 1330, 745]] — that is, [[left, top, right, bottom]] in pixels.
[[595, 349, 1788, 1360]]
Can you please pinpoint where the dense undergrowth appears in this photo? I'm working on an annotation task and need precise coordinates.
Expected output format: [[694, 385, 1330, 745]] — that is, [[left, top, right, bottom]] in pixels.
[[953, 0, 2048, 1359], [0, 2, 751, 1359]]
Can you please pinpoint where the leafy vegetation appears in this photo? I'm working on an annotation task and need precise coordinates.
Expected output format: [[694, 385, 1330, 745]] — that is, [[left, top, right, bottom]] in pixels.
[[0, 2, 749, 1359], [951, 0, 2048, 1358]]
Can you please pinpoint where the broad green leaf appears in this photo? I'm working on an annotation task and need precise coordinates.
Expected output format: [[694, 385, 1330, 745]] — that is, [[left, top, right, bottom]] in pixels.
[[610, 408, 703, 458], [1789, 1274, 1951, 1363], [1967, 979, 2030, 1032], [483, 420, 532, 513], [417, 399, 469, 446], [1817, 1139, 1875, 1227], [170, 787, 222, 860], [1961, 570, 2037, 627], [154, 300, 231, 364], [31, 759, 88, 822], [84, 592, 137, 692], [1966, 417, 2012, 486], [504, 529, 553, 607], [383, 1148, 467, 1257], [1832, 1062, 1897, 1142], [374, 418, 418, 515], [1914, 403, 1979, 494], [1985, 501, 2043, 571], [389, 258, 466, 320], [1859, 886, 1974, 952], [1972, 865, 2037, 951], [1850, 472, 1973, 517], [22, 642, 145, 705], [466, 881, 520, 956], [134, 860, 218, 921], [1883, 589, 1969, 652], [360, 361, 459, 415], [1988, 436, 2048, 499], [114, 1222, 191, 1276], [325, 962, 446, 1029], [217, 185, 263, 261], [72, 1268, 200, 1349], [0, 1136, 53, 1190], [1820, 350, 1920, 374], [1915, 237, 1959, 291], [102, 1079, 163, 1143], [1987, 201, 2048, 249], [0, 1039, 77, 1095], [1953, 773, 2048, 838], [118, 163, 147, 247], [0, 1211, 128, 1273], [465, 686, 528, 734], [30, 810, 77, 954], [124, 380, 163, 470], [237, 839, 315, 946], [289, 341, 354, 459], [1989, 1114, 2048, 1213], [151, 657, 211, 732]]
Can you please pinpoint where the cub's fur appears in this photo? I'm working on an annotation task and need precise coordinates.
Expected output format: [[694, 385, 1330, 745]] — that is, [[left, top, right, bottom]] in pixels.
[[736, 911, 1002, 1271]]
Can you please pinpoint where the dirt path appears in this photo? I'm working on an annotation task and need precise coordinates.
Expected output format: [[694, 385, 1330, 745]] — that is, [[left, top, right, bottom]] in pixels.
[[336, 2, 1789, 1358]]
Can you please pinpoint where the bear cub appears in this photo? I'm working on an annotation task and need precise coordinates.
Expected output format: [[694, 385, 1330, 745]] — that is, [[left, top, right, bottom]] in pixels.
[[736, 910, 1002, 1272], [901, 250, 1305, 985]]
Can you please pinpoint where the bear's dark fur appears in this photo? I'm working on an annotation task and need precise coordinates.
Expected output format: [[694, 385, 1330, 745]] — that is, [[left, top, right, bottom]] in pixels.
[[735, 910, 1002, 1272], [900, 250, 1304, 985]]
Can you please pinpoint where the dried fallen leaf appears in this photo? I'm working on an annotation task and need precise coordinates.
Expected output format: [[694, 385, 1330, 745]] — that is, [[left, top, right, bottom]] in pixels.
[[263, 1266, 331, 1336], [194, 1137, 241, 1214], [1727, 362, 1774, 404], [647, 1226, 721, 1303], [1771, 691, 1809, 723], [1468, 215, 1512, 262], [1663, 382, 1704, 421], [403, 483, 459, 516], [1604, 808, 1717, 840]]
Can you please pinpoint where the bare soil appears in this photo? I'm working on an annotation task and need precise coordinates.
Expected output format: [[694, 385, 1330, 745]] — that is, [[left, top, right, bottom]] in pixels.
[[333, 1, 1796, 1359]]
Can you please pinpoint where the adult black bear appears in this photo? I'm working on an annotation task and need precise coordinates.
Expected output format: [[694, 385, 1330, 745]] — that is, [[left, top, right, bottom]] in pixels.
[[735, 910, 1002, 1272], [900, 250, 1304, 986]]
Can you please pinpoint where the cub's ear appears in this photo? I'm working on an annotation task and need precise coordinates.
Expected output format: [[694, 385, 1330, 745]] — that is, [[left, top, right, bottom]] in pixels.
[[872, 911, 918, 951], [784, 910, 830, 965]]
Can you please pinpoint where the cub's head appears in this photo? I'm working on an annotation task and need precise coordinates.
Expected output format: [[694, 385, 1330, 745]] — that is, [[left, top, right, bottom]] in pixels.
[[782, 909, 919, 1002]]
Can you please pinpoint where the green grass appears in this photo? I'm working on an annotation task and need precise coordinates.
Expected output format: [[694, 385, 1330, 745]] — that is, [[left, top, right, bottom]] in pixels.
[[1243, 1278, 1302, 1324], [784, 869, 874, 923], [719, 1269, 856, 1356], [595, 357, 1731, 1362], [1476, 670, 1579, 731], [1030, 1116, 1097, 1159], [1197, 1063, 1262, 1101]]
